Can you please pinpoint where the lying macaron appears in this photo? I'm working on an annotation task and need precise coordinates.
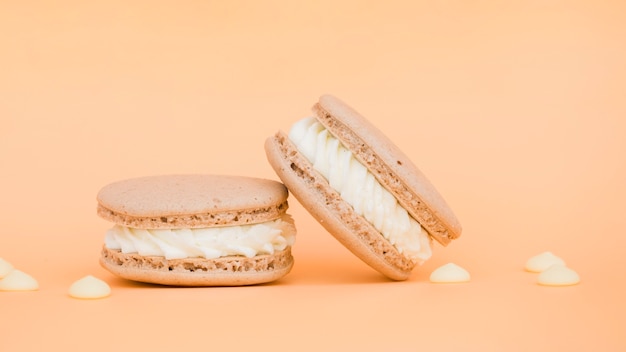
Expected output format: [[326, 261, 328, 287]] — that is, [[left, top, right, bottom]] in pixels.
[[265, 95, 461, 280], [97, 174, 296, 286]]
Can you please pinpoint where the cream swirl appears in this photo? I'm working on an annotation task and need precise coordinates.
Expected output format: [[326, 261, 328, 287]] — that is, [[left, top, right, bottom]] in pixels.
[[104, 215, 296, 260], [288, 117, 431, 263]]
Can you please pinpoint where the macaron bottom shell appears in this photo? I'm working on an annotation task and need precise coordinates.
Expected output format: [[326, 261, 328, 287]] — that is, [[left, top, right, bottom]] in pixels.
[[100, 246, 294, 286]]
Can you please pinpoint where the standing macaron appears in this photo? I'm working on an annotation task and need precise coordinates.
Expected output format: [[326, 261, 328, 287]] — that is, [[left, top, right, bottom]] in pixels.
[[97, 175, 296, 286], [265, 95, 461, 280]]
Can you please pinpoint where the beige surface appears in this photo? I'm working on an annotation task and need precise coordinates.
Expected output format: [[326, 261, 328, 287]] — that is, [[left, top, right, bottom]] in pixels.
[[1, 1, 626, 351]]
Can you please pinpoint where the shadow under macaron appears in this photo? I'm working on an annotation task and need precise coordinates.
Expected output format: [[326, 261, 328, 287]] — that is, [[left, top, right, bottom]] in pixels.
[[279, 255, 402, 286], [104, 255, 396, 288]]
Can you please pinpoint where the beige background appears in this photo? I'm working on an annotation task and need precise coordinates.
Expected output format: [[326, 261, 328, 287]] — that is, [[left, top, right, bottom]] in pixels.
[[1, 1, 625, 351]]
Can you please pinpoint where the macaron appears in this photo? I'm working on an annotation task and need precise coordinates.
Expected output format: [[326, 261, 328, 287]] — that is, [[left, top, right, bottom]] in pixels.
[[264, 95, 461, 280], [97, 174, 296, 286]]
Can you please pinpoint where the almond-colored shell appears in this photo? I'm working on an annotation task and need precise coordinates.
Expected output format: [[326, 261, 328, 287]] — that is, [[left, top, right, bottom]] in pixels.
[[265, 132, 414, 280], [97, 174, 289, 229], [96, 174, 294, 286], [264, 95, 462, 280], [313, 95, 461, 245], [100, 246, 293, 286]]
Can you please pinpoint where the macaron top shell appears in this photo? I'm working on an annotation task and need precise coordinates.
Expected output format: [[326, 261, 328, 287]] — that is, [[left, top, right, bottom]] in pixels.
[[313, 95, 461, 245], [97, 174, 289, 229]]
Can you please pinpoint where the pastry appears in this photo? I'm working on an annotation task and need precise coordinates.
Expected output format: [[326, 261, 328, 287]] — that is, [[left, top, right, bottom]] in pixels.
[[265, 95, 461, 280], [97, 174, 296, 286]]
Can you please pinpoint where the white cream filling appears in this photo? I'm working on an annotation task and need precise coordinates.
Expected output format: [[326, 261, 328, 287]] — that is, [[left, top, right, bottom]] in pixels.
[[104, 215, 296, 260], [288, 117, 432, 263]]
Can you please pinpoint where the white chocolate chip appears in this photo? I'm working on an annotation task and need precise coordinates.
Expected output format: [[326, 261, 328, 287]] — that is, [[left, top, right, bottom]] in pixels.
[[0, 270, 39, 291], [429, 263, 471, 283], [68, 275, 111, 299], [525, 251, 566, 272], [537, 264, 580, 286], [0, 258, 14, 278]]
